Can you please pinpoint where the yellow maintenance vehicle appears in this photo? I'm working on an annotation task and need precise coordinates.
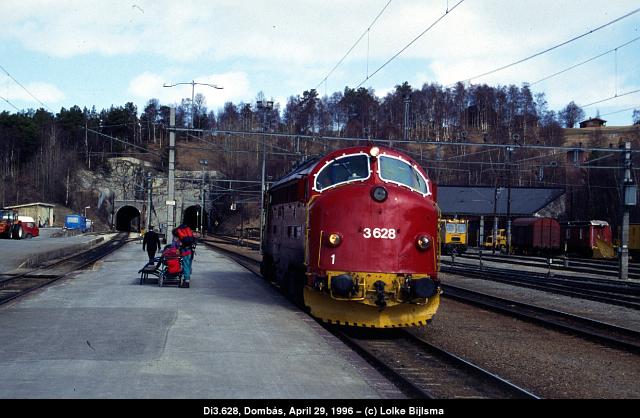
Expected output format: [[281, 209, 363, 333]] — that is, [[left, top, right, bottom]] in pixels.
[[484, 228, 507, 252], [439, 218, 469, 254]]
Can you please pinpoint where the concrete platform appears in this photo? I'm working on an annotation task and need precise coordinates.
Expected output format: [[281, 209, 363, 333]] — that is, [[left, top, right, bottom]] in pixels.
[[0, 242, 401, 399], [0, 232, 118, 274]]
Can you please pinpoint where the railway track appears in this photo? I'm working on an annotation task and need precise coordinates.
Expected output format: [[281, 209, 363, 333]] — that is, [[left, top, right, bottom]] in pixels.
[[443, 284, 640, 354], [204, 238, 640, 354], [209, 234, 260, 251], [213, 234, 640, 307], [203, 238, 640, 398], [461, 249, 640, 280], [440, 260, 640, 310], [0, 233, 131, 305], [202, 238, 539, 399], [337, 328, 539, 399]]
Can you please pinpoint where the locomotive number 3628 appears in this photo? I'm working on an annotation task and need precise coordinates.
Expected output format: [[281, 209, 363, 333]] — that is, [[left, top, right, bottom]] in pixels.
[[362, 227, 397, 239]]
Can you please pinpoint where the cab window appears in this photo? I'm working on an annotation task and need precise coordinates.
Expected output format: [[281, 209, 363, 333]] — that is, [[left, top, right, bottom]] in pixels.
[[456, 223, 467, 233], [314, 154, 370, 191], [445, 223, 456, 233], [379, 155, 429, 195]]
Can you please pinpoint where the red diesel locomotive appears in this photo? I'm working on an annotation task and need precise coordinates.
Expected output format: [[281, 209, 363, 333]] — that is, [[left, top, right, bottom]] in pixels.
[[261, 145, 441, 328]]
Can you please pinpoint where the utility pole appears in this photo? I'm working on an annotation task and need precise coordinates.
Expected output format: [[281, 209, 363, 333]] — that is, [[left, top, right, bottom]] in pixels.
[[479, 215, 484, 270], [403, 95, 411, 141], [620, 141, 635, 280], [199, 159, 208, 236], [65, 168, 70, 207], [146, 171, 152, 232], [492, 183, 500, 255], [506, 143, 514, 254], [166, 107, 176, 241], [85, 120, 90, 168], [257, 100, 273, 254]]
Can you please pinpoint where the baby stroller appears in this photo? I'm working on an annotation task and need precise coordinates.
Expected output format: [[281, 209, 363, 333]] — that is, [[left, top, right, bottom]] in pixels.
[[138, 245, 184, 287]]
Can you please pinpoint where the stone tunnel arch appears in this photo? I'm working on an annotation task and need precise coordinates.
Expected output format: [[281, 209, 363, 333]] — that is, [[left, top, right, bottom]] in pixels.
[[182, 205, 207, 233], [115, 205, 141, 232]]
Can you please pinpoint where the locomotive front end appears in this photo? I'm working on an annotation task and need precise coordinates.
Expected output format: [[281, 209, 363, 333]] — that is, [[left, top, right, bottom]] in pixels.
[[304, 147, 441, 327]]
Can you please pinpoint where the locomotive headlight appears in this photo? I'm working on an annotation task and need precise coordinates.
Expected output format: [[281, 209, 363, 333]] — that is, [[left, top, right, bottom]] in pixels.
[[369, 146, 380, 157], [328, 233, 342, 247], [371, 186, 388, 202], [416, 235, 431, 251]]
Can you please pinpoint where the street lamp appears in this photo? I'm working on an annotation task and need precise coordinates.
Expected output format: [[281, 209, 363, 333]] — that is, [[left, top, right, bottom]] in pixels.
[[199, 159, 208, 236], [256, 100, 273, 254], [162, 80, 223, 129]]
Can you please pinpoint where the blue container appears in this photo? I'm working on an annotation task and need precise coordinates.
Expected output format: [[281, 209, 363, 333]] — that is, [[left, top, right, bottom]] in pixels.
[[64, 214, 87, 232]]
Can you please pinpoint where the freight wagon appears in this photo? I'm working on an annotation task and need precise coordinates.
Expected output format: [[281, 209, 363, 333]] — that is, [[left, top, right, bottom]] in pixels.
[[560, 220, 614, 259], [511, 217, 561, 255]]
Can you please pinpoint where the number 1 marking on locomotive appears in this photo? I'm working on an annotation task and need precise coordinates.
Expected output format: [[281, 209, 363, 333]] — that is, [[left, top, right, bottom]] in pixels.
[[330, 254, 336, 264]]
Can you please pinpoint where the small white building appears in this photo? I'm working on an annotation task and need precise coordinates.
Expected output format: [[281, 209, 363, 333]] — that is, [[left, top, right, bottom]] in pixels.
[[3, 202, 55, 227]]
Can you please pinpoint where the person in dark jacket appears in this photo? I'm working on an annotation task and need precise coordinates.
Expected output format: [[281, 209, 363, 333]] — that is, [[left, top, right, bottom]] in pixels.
[[142, 225, 161, 263]]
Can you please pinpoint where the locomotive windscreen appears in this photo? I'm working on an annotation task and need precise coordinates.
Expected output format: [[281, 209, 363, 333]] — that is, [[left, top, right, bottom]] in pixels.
[[379, 155, 430, 195], [314, 154, 370, 191]]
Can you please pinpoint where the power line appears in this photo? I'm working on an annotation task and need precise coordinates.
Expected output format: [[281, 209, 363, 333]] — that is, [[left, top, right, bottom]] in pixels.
[[458, 6, 640, 85], [581, 88, 640, 108], [315, 0, 394, 91], [210, 129, 640, 153], [530, 35, 640, 86], [0, 94, 21, 112], [85, 127, 161, 156], [600, 105, 639, 117], [0, 63, 54, 112], [356, 0, 465, 88]]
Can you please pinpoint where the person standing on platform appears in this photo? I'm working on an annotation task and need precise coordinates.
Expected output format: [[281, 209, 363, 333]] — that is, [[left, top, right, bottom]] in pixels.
[[142, 225, 161, 263], [172, 225, 195, 288]]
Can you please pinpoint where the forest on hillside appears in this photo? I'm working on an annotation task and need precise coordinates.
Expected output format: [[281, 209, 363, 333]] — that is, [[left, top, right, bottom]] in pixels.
[[1, 81, 639, 228]]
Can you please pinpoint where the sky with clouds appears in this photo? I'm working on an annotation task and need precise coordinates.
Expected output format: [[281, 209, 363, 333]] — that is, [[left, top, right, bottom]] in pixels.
[[1, 0, 639, 126]]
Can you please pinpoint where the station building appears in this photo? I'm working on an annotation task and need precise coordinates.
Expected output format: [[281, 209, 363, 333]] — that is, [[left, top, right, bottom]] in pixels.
[[3, 202, 56, 227], [438, 186, 565, 247]]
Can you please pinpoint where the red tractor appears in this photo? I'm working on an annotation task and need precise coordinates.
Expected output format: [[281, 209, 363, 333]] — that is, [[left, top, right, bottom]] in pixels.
[[0, 209, 22, 239]]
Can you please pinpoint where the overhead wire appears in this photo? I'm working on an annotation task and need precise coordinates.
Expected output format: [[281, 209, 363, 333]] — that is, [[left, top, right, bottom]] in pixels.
[[0, 94, 21, 112], [581, 88, 640, 108], [530, 35, 640, 86], [85, 127, 161, 156], [600, 105, 639, 117], [457, 6, 640, 85], [315, 0, 394, 91], [210, 129, 640, 153], [0, 63, 54, 112], [356, 0, 465, 88]]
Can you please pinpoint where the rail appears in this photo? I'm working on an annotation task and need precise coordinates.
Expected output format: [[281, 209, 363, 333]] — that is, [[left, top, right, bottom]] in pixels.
[[441, 260, 640, 310], [336, 328, 539, 399]]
